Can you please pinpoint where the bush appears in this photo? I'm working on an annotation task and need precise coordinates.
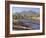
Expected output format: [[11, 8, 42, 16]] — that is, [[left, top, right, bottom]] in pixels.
[[13, 21, 23, 25]]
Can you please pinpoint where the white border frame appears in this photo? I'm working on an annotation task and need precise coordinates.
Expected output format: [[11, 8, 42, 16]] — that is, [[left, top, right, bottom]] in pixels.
[[10, 4, 43, 34]]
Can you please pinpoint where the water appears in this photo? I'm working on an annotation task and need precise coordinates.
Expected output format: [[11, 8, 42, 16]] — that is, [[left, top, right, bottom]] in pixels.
[[13, 19, 40, 30]]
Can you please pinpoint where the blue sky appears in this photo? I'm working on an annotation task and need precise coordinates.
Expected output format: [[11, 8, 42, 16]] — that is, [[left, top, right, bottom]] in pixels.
[[12, 7, 40, 14]]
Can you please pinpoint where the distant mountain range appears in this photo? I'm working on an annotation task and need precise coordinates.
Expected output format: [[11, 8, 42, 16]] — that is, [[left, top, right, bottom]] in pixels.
[[13, 10, 40, 16]]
